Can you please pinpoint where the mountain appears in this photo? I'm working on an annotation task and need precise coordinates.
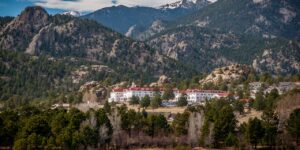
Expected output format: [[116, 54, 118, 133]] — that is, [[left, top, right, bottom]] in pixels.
[[0, 6, 50, 52], [160, 0, 210, 9], [61, 11, 81, 17], [82, 1, 210, 39], [0, 6, 197, 82], [172, 0, 300, 39], [147, 0, 300, 75], [148, 26, 300, 75]]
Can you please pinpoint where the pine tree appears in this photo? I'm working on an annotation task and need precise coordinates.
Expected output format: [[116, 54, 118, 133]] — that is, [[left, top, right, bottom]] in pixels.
[[140, 95, 150, 108], [247, 117, 265, 149], [286, 108, 300, 145], [176, 95, 188, 107]]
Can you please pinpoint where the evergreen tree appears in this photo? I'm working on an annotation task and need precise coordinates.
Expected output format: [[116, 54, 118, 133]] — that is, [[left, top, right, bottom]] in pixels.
[[225, 132, 238, 147], [261, 108, 279, 148], [247, 117, 265, 149], [233, 100, 244, 115], [286, 108, 300, 145], [150, 94, 162, 109], [129, 96, 140, 105], [254, 89, 265, 111], [103, 100, 111, 113], [265, 89, 279, 108], [140, 95, 150, 108], [176, 95, 188, 107], [162, 85, 175, 100], [213, 105, 236, 147], [172, 112, 190, 136]]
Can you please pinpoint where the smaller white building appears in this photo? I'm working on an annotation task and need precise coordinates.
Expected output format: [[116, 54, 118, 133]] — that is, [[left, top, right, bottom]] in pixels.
[[185, 89, 229, 103], [108, 88, 126, 102], [249, 82, 263, 99]]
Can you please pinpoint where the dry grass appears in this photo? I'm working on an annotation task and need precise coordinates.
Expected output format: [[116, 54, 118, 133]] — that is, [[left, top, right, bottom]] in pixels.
[[124, 104, 186, 114], [236, 109, 263, 126], [75, 102, 186, 114]]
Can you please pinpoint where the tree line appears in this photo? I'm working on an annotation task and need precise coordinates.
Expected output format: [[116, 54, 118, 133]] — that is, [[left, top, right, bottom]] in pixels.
[[1, 98, 300, 149]]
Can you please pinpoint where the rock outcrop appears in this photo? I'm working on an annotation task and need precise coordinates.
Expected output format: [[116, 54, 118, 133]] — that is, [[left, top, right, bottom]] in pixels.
[[200, 64, 251, 85], [0, 6, 49, 51], [79, 81, 108, 103], [150, 75, 171, 87], [252, 41, 300, 75]]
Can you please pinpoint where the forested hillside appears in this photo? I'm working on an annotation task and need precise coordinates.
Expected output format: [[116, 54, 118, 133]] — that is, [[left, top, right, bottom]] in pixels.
[[0, 6, 197, 80], [148, 26, 300, 74], [0, 50, 111, 105]]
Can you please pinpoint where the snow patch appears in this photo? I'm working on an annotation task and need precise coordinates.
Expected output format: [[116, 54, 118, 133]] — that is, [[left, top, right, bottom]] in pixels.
[[61, 11, 81, 17], [125, 25, 136, 37]]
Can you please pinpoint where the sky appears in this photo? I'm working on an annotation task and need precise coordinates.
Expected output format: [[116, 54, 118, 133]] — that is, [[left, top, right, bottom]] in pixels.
[[0, 0, 217, 16]]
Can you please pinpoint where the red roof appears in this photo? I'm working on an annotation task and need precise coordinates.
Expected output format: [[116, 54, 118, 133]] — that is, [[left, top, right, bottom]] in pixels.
[[111, 88, 228, 95], [127, 87, 155, 91], [217, 93, 230, 97], [173, 90, 186, 94], [112, 88, 124, 92], [185, 89, 226, 93]]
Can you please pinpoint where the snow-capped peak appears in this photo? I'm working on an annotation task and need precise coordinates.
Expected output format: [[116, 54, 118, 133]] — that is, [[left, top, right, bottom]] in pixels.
[[61, 11, 81, 17], [160, 0, 210, 10], [160, 1, 183, 9]]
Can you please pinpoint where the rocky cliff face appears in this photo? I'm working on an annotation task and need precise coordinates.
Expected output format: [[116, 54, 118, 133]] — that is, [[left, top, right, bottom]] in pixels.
[[252, 41, 300, 75], [79, 81, 108, 103], [0, 6, 49, 51], [132, 20, 167, 41], [148, 27, 246, 72]]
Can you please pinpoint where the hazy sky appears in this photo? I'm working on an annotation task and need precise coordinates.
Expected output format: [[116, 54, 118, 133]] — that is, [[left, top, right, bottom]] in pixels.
[[0, 0, 217, 16]]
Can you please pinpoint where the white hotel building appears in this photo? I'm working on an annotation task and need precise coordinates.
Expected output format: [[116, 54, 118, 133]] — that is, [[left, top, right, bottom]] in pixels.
[[108, 87, 229, 103], [181, 89, 229, 103]]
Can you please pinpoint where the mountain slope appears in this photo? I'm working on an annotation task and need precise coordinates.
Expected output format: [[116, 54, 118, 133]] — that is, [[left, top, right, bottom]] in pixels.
[[252, 40, 300, 75], [148, 26, 300, 75], [145, 0, 300, 75], [160, 0, 210, 9], [173, 0, 300, 39], [82, 0, 210, 39], [0, 6, 197, 81]]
